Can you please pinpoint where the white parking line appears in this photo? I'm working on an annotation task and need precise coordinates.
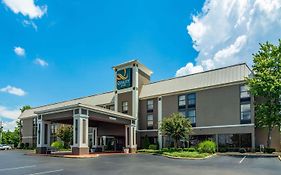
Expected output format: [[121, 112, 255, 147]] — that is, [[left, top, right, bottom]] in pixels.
[[239, 156, 246, 164], [25, 169, 64, 175], [0, 165, 36, 171]]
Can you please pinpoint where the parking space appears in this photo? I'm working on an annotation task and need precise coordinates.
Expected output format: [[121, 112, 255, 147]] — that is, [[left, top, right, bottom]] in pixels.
[[0, 150, 280, 175]]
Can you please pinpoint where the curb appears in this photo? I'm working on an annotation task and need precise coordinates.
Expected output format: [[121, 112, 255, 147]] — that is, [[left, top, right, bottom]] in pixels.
[[137, 152, 215, 160], [216, 153, 279, 158], [162, 154, 216, 160]]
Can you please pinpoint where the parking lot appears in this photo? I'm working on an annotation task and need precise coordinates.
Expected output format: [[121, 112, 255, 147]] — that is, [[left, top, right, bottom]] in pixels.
[[0, 150, 280, 175]]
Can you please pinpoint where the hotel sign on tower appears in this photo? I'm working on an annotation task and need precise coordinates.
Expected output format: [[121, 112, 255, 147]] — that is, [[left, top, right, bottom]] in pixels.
[[116, 68, 132, 90]]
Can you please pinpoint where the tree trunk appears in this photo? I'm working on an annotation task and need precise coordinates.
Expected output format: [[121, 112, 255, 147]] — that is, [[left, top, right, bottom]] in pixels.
[[174, 138, 178, 148], [267, 126, 272, 148]]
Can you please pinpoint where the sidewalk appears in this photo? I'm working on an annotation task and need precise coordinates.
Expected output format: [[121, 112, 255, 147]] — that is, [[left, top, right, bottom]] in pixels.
[[25, 151, 131, 159]]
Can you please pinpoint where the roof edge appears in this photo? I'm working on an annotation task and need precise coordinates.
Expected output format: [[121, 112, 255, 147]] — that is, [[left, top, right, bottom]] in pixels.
[[24, 90, 114, 111], [145, 63, 251, 86]]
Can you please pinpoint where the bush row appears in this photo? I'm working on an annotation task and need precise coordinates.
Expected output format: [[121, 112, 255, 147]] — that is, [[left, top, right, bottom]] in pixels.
[[218, 147, 276, 153]]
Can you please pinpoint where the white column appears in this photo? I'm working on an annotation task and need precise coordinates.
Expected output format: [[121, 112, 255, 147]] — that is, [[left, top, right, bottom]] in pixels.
[[37, 116, 50, 148], [125, 125, 128, 147], [73, 114, 89, 148], [158, 96, 163, 149], [114, 68, 118, 112], [216, 134, 219, 151], [132, 65, 139, 129], [92, 127, 98, 148], [251, 132, 255, 150], [125, 124, 136, 149], [129, 126, 134, 148]]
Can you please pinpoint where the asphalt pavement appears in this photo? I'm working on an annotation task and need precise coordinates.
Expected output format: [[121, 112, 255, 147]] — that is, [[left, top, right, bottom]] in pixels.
[[0, 150, 280, 175]]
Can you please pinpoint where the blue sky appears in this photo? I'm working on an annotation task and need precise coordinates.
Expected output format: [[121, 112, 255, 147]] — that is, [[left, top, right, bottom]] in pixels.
[[1, 0, 281, 130]]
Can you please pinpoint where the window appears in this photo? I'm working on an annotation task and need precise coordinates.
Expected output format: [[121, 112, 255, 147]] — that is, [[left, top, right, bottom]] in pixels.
[[218, 133, 251, 148], [178, 95, 186, 109], [147, 100, 154, 112], [240, 85, 251, 124], [33, 118, 37, 137], [147, 114, 153, 129], [122, 101, 128, 113], [241, 104, 251, 121], [187, 93, 196, 108], [187, 109, 196, 124], [240, 85, 250, 99], [178, 93, 196, 126], [81, 109, 87, 115], [74, 109, 80, 114]]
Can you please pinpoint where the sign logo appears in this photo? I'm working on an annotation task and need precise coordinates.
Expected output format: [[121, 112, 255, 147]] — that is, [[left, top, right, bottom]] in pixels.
[[116, 68, 132, 90]]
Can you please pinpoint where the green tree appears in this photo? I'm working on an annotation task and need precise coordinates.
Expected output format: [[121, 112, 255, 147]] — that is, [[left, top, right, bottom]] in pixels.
[[246, 40, 281, 147], [20, 105, 31, 113], [1, 129, 20, 147], [143, 135, 150, 149], [160, 113, 192, 148], [56, 125, 73, 148]]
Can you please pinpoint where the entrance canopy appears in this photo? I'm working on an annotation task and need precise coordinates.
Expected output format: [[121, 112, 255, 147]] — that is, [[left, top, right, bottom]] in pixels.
[[34, 103, 135, 125], [34, 103, 137, 155]]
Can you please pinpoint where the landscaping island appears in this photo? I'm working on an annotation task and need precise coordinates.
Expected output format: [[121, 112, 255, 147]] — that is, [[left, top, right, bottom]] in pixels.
[[138, 140, 216, 159]]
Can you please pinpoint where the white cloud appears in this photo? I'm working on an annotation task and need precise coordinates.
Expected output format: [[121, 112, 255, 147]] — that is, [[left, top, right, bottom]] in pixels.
[[22, 19, 38, 31], [34, 58, 48, 67], [176, 63, 203, 76], [2, 0, 47, 19], [0, 85, 26, 96], [14, 46, 25, 57], [0, 105, 20, 131], [2, 120, 17, 131], [176, 0, 281, 76]]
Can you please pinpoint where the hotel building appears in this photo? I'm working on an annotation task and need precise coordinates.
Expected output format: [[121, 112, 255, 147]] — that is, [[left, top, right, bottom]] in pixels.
[[19, 60, 281, 154]]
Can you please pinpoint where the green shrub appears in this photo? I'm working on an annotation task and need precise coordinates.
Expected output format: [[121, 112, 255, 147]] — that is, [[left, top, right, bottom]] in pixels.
[[161, 148, 169, 152], [148, 144, 157, 150], [137, 149, 160, 154], [169, 148, 176, 152], [264, 147, 275, 154], [163, 151, 209, 158], [198, 140, 216, 153], [19, 143, 25, 149], [176, 148, 183, 152], [24, 143, 30, 149], [218, 147, 227, 152], [183, 147, 196, 152], [51, 141, 64, 150], [239, 148, 246, 153], [143, 135, 150, 149]]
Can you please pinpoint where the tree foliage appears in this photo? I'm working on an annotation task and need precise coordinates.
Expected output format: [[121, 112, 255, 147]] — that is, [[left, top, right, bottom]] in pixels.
[[20, 105, 32, 113], [160, 113, 192, 148], [56, 125, 73, 148], [246, 40, 281, 147]]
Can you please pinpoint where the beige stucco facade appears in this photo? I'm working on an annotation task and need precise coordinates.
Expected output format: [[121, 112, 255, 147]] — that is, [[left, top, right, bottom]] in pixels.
[[19, 60, 280, 153]]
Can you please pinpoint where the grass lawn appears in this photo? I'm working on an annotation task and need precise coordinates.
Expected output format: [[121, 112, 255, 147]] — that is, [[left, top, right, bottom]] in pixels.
[[137, 149, 212, 159], [163, 151, 210, 158]]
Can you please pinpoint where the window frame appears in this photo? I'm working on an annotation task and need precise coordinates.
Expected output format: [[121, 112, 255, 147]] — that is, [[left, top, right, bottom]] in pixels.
[[147, 114, 154, 129], [122, 101, 128, 114], [147, 99, 154, 113], [178, 95, 186, 109], [187, 93, 196, 108], [240, 85, 251, 124]]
